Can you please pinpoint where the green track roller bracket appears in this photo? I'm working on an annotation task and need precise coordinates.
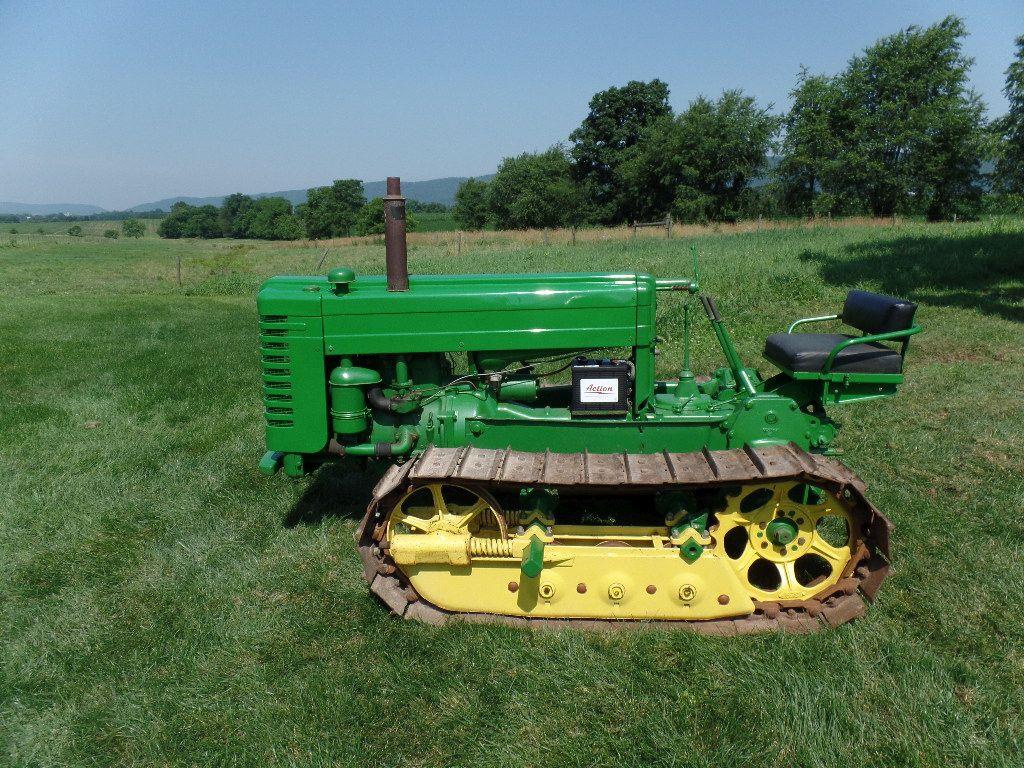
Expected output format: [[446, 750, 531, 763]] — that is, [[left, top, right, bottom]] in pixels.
[[672, 511, 710, 564]]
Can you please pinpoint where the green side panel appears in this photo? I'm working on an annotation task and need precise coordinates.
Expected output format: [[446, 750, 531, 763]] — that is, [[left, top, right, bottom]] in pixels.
[[318, 272, 642, 354], [257, 281, 329, 454]]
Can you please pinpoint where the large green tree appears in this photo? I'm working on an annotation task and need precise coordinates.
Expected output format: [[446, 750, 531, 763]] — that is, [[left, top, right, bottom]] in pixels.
[[620, 90, 780, 223], [239, 197, 304, 240], [569, 79, 672, 224], [994, 35, 1024, 195], [832, 16, 986, 219], [487, 147, 583, 230], [158, 202, 223, 239], [453, 178, 490, 230], [219, 193, 254, 237], [776, 70, 845, 216], [297, 179, 365, 239]]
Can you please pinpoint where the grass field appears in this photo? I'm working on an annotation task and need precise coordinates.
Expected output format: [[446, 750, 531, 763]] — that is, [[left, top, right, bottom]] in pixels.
[[413, 210, 459, 232], [2, 219, 1023, 767], [3, 219, 163, 238]]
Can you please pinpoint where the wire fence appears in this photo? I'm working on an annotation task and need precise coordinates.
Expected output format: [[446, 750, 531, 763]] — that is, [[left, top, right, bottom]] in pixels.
[[276, 214, 916, 251]]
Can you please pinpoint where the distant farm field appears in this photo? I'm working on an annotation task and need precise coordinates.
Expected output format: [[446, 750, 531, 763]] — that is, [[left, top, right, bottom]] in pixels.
[[2, 219, 1023, 767], [3, 218, 163, 237], [412, 210, 459, 231]]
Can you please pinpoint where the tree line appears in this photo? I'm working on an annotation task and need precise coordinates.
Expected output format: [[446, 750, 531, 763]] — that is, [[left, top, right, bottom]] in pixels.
[[454, 17, 1024, 230], [157, 181, 443, 240], [1, 210, 165, 224]]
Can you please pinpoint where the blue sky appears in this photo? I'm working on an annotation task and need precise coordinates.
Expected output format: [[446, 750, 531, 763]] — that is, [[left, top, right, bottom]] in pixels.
[[1, 0, 1019, 209]]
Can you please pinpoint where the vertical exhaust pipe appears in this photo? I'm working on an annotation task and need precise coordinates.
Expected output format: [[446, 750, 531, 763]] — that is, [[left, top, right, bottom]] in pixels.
[[384, 176, 409, 291]]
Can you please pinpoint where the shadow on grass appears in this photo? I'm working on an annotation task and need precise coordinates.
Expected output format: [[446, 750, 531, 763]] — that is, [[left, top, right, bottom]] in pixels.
[[799, 227, 1024, 322], [284, 461, 382, 528]]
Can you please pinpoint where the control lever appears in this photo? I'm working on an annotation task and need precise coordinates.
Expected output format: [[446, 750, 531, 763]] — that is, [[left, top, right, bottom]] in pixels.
[[700, 294, 756, 396]]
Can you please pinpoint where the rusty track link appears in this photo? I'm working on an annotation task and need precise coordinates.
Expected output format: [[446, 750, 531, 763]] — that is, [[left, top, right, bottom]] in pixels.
[[354, 443, 892, 633]]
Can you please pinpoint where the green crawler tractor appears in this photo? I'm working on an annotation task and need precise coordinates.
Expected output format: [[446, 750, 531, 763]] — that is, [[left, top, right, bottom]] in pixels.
[[258, 178, 920, 632]]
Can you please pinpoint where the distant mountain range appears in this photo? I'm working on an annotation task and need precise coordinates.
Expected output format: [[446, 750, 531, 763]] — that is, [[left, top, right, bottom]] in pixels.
[[128, 175, 492, 212], [0, 201, 108, 215], [0, 175, 493, 216]]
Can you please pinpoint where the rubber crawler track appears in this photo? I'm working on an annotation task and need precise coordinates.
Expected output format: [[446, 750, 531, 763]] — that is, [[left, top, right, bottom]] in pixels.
[[354, 443, 892, 633]]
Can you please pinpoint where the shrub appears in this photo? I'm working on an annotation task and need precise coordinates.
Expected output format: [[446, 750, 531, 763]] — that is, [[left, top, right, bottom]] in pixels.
[[104, 229, 119, 239], [454, 178, 490, 230], [121, 219, 145, 238], [68, 225, 83, 237], [981, 193, 1024, 215]]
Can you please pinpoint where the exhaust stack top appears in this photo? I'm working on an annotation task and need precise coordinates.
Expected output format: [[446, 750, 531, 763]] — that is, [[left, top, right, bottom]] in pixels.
[[384, 176, 409, 292]]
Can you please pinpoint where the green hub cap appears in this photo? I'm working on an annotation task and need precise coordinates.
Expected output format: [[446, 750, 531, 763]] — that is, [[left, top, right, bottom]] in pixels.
[[766, 518, 798, 546]]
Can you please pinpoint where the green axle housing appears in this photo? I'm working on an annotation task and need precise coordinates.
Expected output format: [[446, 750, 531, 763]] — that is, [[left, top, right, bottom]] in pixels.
[[257, 264, 919, 478]]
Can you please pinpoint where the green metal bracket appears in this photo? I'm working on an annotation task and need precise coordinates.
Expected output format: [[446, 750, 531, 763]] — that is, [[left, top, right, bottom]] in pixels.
[[259, 451, 284, 476], [282, 453, 306, 477], [519, 487, 559, 526], [671, 511, 709, 538], [521, 535, 545, 578], [679, 539, 704, 564], [672, 510, 709, 564]]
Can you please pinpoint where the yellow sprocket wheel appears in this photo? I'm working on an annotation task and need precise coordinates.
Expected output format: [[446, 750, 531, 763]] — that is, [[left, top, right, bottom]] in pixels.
[[386, 482, 507, 539], [712, 481, 857, 601]]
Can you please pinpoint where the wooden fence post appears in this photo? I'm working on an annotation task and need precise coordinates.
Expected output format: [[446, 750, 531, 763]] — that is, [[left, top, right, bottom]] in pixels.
[[571, 225, 577, 245], [176, 254, 182, 287], [456, 231, 462, 258], [665, 214, 672, 239]]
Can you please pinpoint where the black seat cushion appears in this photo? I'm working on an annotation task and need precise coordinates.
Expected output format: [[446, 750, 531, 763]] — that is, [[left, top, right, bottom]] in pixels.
[[842, 290, 917, 334], [764, 333, 904, 374]]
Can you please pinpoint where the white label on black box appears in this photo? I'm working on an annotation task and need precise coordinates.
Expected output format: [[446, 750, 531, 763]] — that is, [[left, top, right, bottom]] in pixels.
[[579, 378, 619, 403]]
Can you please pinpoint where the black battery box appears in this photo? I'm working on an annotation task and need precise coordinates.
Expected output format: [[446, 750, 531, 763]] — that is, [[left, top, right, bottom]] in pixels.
[[570, 357, 632, 415]]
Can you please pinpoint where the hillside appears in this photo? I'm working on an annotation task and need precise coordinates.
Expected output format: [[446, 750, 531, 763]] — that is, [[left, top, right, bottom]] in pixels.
[[128, 174, 493, 212]]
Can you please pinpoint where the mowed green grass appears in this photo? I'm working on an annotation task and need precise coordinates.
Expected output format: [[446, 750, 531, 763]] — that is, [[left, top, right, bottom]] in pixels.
[[1, 220, 1023, 767]]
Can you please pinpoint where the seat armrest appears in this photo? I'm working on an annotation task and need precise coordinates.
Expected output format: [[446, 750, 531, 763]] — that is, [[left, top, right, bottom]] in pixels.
[[822, 326, 922, 374], [787, 314, 840, 334]]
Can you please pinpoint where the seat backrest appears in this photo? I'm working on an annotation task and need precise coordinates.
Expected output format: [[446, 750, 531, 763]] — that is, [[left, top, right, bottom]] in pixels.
[[842, 290, 917, 335]]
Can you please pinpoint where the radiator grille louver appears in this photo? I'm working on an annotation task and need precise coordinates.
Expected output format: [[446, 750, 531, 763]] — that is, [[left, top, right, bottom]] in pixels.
[[259, 314, 295, 427]]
